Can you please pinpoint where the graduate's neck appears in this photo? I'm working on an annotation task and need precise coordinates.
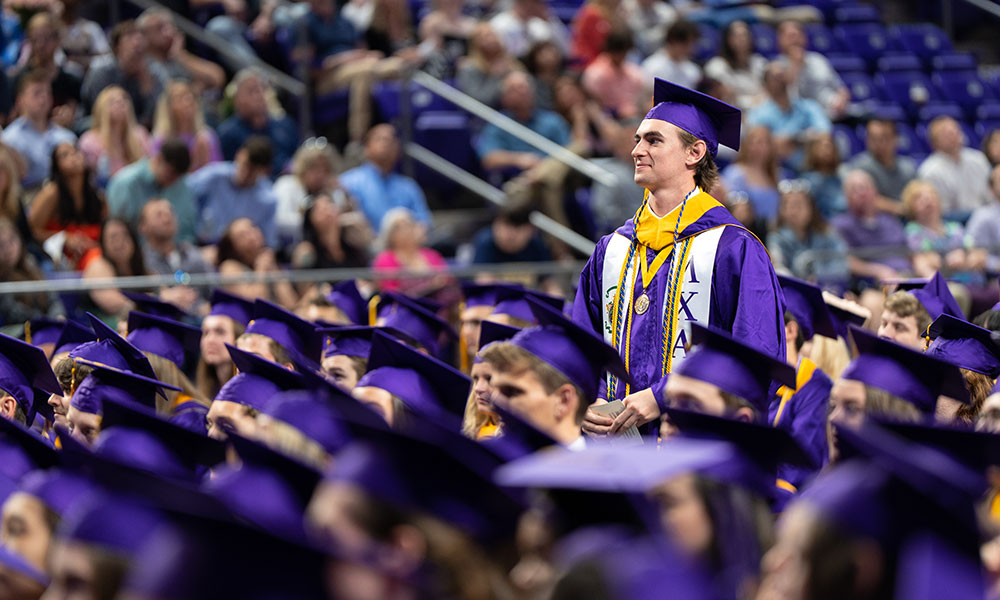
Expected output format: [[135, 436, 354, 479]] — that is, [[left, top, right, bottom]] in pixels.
[[646, 177, 698, 217]]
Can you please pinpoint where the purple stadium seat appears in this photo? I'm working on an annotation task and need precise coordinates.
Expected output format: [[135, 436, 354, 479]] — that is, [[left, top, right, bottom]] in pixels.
[[931, 52, 978, 72], [868, 102, 907, 122], [894, 122, 928, 157], [750, 23, 779, 58], [834, 3, 882, 23], [890, 24, 953, 65], [804, 23, 842, 54], [776, 0, 839, 22], [976, 101, 1000, 121], [932, 71, 996, 120], [833, 23, 893, 68], [874, 71, 939, 118], [833, 124, 863, 158], [917, 102, 964, 123], [693, 24, 720, 64], [313, 90, 350, 127], [412, 111, 478, 192], [975, 120, 1000, 142], [877, 53, 923, 72], [841, 72, 879, 104], [827, 53, 867, 74]]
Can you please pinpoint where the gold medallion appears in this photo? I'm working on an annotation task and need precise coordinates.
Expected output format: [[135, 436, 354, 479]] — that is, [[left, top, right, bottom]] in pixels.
[[634, 293, 650, 315]]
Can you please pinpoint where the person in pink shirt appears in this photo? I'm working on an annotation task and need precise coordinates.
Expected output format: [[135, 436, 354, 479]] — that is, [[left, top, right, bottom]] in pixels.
[[372, 207, 450, 294], [582, 28, 647, 118]]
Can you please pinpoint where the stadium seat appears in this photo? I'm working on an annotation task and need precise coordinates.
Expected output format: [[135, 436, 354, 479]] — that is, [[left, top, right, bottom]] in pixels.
[[840, 72, 879, 105], [867, 102, 907, 122], [750, 23, 779, 58], [976, 101, 1000, 121], [693, 24, 720, 64], [833, 124, 863, 158], [833, 23, 893, 69], [826, 53, 866, 74], [890, 24, 953, 65], [874, 71, 939, 118], [804, 23, 842, 54], [931, 52, 978, 71], [412, 111, 478, 194], [312, 89, 350, 127], [877, 53, 923, 73], [834, 3, 882, 23], [894, 122, 928, 158], [932, 71, 996, 120], [917, 102, 964, 123], [975, 120, 1000, 142]]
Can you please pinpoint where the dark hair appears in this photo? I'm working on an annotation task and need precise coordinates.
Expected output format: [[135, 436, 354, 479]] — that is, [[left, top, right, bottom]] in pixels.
[[867, 118, 897, 136], [982, 128, 1000, 163], [110, 20, 138, 51], [496, 197, 534, 226], [15, 68, 51, 98], [803, 509, 893, 600], [100, 217, 148, 277], [523, 40, 564, 76], [677, 129, 719, 191], [50, 144, 104, 227], [158, 137, 192, 175], [973, 309, 1000, 332], [784, 309, 807, 351], [719, 20, 755, 69], [241, 136, 273, 169], [603, 27, 633, 54], [665, 20, 700, 45], [216, 219, 256, 268], [778, 187, 828, 234], [0, 217, 50, 313]]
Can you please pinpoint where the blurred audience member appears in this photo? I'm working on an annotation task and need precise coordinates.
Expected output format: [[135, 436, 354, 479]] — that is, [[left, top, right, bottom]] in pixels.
[[137, 8, 226, 94], [848, 118, 915, 212], [274, 138, 343, 248], [490, 0, 570, 59], [622, 0, 676, 59], [27, 142, 104, 269], [188, 136, 278, 246], [457, 23, 524, 109], [775, 20, 848, 119], [362, 0, 420, 58], [641, 19, 701, 90], [107, 138, 195, 242], [704, 20, 766, 110], [917, 116, 993, 221], [472, 201, 552, 264], [11, 12, 82, 129], [217, 217, 298, 308], [2, 71, 77, 189], [0, 147, 29, 244], [801, 132, 845, 218], [340, 124, 432, 233], [82, 20, 166, 126], [81, 218, 148, 321], [983, 129, 1000, 167], [58, 0, 112, 72], [524, 40, 565, 110], [748, 61, 830, 164], [721, 125, 782, 224], [151, 80, 222, 172], [967, 165, 1000, 274], [79, 86, 151, 187], [291, 192, 372, 271], [832, 169, 911, 281], [767, 181, 849, 290], [0, 217, 59, 325], [902, 180, 985, 281], [372, 207, 449, 293], [571, 0, 623, 68], [419, 0, 476, 47], [138, 198, 210, 282], [553, 75, 619, 157], [217, 69, 298, 176], [582, 28, 646, 119]]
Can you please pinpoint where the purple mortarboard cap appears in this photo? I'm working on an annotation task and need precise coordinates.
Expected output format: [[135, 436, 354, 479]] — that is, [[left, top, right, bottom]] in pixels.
[[59, 492, 164, 555], [926, 314, 1000, 378], [19, 469, 94, 516], [911, 272, 965, 321], [52, 320, 96, 357], [0, 332, 61, 421], [293, 360, 394, 431], [376, 291, 456, 355], [885, 277, 930, 291], [461, 282, 521, 308], [992, 301, 1000, 312], [0, 473, 16, 505], [895, 534, 986, 600], [70, 359, 180, 415], [0, 418, 59, 481], [356, 330, 470, 425], [215, 344, 305, 411], [825, 299, 868, 341], [168, 400, 209, 435], [265, 390, 353, 456], [474, 320, 520, 365], [121, 291, 189, 320], [126, 311, 202, 369], [505, 297, 629, 403], [0, 542, 48, 586], [24, 317, 65, 348], [326, 280, 368, 325], [70, 313, 158, 380], [778, 275, 838, 340], [876, 419, 1000, 475], [491, 287, 565, 324], [245, 299, 324, 363], [317, 325, 378, 359], [208, 289, 254, 326], [841, 326, 969, 416], [644, 78, 741, 157], [672, 323, 796, 417]]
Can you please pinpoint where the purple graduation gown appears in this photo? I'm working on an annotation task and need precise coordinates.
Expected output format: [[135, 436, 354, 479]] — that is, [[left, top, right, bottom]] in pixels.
[[572, 201, 786, 404], [769, 359, 832, 493]]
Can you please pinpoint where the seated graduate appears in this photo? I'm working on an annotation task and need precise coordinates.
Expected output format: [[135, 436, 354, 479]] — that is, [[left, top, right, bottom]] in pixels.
[[196, 289, 253, 400], [315, 326, 379, 391], [462, 321, 519, 440], [877, 271, 965, 350], [923, 314, 1000, 426], [458, 282, 521, 373], [236, 299, 324, 369], [373, 291, 457, 364], [0, 333, 61, 427]]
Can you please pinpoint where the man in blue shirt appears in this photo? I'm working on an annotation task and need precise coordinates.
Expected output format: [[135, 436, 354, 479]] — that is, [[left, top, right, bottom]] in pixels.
[[217, 69, 299, 177], [747, 61, 831, 164], [339, 124, 432, 232], [188, 136, 279, 247], [0, 71, 76, 188]]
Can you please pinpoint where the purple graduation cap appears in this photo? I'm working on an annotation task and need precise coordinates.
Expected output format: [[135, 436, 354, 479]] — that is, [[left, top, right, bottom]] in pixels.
[[461, 282, 522, 309], [52, 320, 96, 357], [841, 325, 969, 417], [356, 330, 471, 425], [57, 492, 165, 556], [214, 344, 305, 412], [375, 291, 456, 356], [0, 542, 48, 587], [121, 291, 189, 320], [126, 311, 202, 370], [0, 332, 61, 423], [326, 279, 368, 326], [824, 298, 868, 342], [168, 400, 209, 435], [645, 77, 742, 157], [894, 533, 986, 600], [245, 299, 324, 363], [491, 287, 565, 325], [876, 419, 1000, 475], [18, 469, 95, 517], [24, 317, 66, 348], [504, 296, 629, 403], [70, 313, 158, 380], [316, 325, 379, 359], [263, 389, 353, 456], [777, 275, 838, 340], [906, 272, 965, 321], [474, 320, 520, 365], [208, 289, 254, 327], [671, 323, 796, 418], [70, 359, 180, 415], [0, 417, 59, 482], [925, 314, 1000, 378]]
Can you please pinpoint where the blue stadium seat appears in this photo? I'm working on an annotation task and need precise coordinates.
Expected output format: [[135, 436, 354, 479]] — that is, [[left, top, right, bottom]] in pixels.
[[833, 23, 893, 69], [868, 102, 907, 122], [833, 124, 863, 158], [412, 111, 478, 194], [750, 23, 779, 58], [804, 23, 842, 54], [834, 3, 882, 23], [932, 71, 996, 120], [917, 102, 964, 123], [931, 52, 977, 71], [826, 53, 867, 74], [693, 24, 720, 64], [890, 24, 953, 65], [975, 120, 1000, 142], [894, 122, 928, 158], [874, 71, 939, 118], [876, 52, 923, 73], [841, 72, 879, 104], [976, 101, 1000, 121]]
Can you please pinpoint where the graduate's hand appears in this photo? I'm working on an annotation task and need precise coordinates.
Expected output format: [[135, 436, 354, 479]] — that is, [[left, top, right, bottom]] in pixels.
[[611, 389, 659, 434], [582, 399, 613, 437]]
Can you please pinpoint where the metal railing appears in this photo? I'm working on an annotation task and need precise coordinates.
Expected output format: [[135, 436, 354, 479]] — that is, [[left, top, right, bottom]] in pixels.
[[942, 0, 1000, 39]]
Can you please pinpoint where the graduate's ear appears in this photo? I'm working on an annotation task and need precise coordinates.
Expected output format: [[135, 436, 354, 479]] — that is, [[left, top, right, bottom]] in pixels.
[[684, 138, 708, 167], [733, 406, 755, 423], [784, 320, 799, 348], [381, 523, 427, 577], [0, 394, 17, 421], [554, 383, 578, 422]]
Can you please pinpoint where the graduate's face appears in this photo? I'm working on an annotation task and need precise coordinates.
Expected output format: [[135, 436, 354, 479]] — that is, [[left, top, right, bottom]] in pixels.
[[66, 407, 101, 447], [663, 374, 728, 417], [648, 474, 713, 561], [976, 393, 1000, 433], [876, 310, 924, 350], [490, 368, 567, 437], [352, 387, 396, 427], [322, 354, 362, 391], [0, 562, 45, 600], [206, 400, 257, 441], [758, 502, 818, 600], [828, 379, 866, 431], [470, 361, 495, 413], [201, 315, 237, 366], [236, 333, 279, 364], [1, 492, 53, 572], [633, 120, 696, 192], [307, 481, 376, 557], [460, 305, 494, 358], [42, 539, 99, 600]]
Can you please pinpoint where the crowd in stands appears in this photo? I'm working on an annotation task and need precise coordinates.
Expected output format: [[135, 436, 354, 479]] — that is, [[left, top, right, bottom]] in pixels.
[[0, 0, 998, 332]]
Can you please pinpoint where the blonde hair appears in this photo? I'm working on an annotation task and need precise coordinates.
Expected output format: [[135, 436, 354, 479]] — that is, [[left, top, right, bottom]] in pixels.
[[26, 11, 58, 38], [378, 207, 417, 251], [466, 22, 520, 72], [0, 147, 22, 223], [460, 383, 494, 439], [807, 335, 851, 381], [152, 80, 209, 138], [91, 86, 147, 165], [291, 142, 341, 180], [900, 179, 940, 222], [142, 352, 209, 415], [260, 416, 331, 471]]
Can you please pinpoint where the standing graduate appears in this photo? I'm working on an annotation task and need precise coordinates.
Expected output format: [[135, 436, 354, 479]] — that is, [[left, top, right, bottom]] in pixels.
[[573, 78, 786, 435]]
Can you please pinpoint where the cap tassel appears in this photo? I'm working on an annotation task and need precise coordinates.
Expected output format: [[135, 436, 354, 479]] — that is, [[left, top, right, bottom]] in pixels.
[[368, 294, 381, 327], [24, 321, 31, 345]]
